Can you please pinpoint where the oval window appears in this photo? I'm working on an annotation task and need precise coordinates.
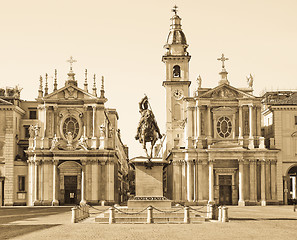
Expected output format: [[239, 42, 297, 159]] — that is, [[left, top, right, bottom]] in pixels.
[[217, 116, 232, 138], [63, 116, 79, 140]]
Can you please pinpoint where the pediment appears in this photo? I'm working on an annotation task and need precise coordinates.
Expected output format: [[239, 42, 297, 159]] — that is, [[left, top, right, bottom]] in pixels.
[[43, 85, 98, 101], [0, 98, 13, 105], [199, 84, 255, 100]]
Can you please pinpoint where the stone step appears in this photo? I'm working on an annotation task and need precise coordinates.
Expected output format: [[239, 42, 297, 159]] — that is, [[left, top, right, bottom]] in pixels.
[[95, 215, 207, 223], [103, 212, 201, 218], [95, 216, 206, 224]]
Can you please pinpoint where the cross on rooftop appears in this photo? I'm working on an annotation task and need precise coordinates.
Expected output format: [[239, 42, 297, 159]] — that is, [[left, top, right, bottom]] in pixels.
[[217, 54, 229, 69], [67, 56, 77, 71], [172, 5, 178, 15]]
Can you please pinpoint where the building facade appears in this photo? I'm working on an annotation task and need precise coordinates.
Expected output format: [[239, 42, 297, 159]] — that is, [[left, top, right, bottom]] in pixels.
[[162, 9, 280, 206], [0, 61, 129, 206], [262, 91, 297, 204]]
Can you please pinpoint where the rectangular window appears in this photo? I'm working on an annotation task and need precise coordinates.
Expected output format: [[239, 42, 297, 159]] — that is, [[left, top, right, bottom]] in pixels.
[[24, 125, 30, 138], [29, 110, 37, 119], [18, 176, 25, 191], [295, 116, 297, 125]]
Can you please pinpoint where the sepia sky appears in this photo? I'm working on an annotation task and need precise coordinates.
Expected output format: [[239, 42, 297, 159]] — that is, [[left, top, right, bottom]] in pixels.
[[1, 0, 297, 158]]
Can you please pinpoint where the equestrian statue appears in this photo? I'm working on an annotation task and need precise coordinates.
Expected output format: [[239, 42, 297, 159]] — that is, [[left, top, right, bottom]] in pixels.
[[135, 95, 162, 159]]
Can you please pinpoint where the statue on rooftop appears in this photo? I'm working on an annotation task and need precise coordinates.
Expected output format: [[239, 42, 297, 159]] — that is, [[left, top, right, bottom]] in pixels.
[[135, 95, 162, 159]]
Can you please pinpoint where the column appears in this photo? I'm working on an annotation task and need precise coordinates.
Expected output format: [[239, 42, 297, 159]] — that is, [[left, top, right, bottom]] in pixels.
[[53, 106, 59, 137], [40, 162, 44, 202], [92, 161, 99, 202], [248, 105, 254, 149], [198, 160, 203, 201], [207, 106, 212, 145], [238, 106, 243, 139], [52, 160, 59, 206], [271, 160, 277, 200], [208, 159, 214, 204], [173, 161, 182, 201], [256, 107, 261, 140], [249, 159, 257, 202], [196, 107, 203, 148], [80, 162, 87, 205], [261, 159, 266, 206], [266, 160, 271, 200], [186, 103, 194, 149], [30, 160, 34, 206], [34, 161, 39, 205], [0, 179, 2, 206], [91, 105, 97, 149], [238, 158, 245, 206], [186, 160, 194, 202], [107, 160, 115, 203], [181, 161, 187, 201]]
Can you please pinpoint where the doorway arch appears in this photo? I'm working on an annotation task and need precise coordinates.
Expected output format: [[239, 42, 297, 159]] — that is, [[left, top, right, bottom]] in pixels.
[[58, 161, 82, 205]]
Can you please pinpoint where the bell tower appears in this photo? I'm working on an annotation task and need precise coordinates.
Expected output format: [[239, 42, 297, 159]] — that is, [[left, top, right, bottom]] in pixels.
[[162, 6, 191, 150]]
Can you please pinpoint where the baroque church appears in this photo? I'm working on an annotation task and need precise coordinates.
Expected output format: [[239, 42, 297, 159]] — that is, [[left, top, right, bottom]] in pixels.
[[160, 8, 283, 206], [0, 59, 129, 206]]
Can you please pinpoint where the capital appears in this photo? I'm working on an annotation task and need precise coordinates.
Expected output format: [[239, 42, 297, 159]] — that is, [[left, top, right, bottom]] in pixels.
[[53, 159, 59, 165]]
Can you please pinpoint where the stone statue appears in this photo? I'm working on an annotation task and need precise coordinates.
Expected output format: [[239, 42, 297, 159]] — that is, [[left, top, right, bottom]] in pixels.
[[135, 95, 162, 158], [196, 75, 202, 89], [77, 134, 88, 150], [29, 125, 35, 138], [100, 124, 106, 138], [66, 132, 73, 145], [29, 124, 39, 139], [247, 74, 254, 88], [50, 134, 59, 150]]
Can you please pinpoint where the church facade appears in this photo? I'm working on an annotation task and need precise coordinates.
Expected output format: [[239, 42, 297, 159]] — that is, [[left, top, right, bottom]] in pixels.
[[0, 60, 129, 206], [161, 9, 281, 206]]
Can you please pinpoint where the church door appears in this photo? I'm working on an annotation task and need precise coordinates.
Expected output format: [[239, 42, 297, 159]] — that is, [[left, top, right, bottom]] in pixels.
[[219, 175, 232, 205], [64, 176, 77, 205]]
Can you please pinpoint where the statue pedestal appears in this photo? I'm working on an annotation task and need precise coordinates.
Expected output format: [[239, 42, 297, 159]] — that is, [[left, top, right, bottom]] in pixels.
[[128, 157, 171, 208]]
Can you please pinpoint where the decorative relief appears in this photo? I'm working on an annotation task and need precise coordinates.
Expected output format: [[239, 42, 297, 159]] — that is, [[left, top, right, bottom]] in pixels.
[[211, 87, 236, 99], [64, 86, 78, 99]]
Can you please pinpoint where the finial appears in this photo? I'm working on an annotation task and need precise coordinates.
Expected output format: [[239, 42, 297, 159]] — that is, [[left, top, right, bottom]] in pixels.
[[66, 56, 77, 71], [100, 76, 105, 98], [38, 75, 43, 98], [54, 69, 58, 91], [92, 74, 97, 96], [172, 5, 178, 15], [101, 76, 104, 90], [217, 54, 230, 85], [39, 75, 43, 90], [84, 69, 88, 92], [44, 73, 48, 96], [217, 53, 229, 69]]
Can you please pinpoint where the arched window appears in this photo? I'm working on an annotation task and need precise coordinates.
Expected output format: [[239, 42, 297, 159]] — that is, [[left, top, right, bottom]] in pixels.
[[173, 65, 181, 78]]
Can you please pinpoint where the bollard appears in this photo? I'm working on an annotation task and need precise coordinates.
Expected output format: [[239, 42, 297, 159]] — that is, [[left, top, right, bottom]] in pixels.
[[71, 207, 78, 223], [184, 206, 190, 224], [207, 204, 213, 219], [222, 206, 229, 222], [86, 205, 90, 217], [147, 206, 153, 224], [109, 207, 115, 224], [218, 206, 222, 222], [101, 200, 105, 206]]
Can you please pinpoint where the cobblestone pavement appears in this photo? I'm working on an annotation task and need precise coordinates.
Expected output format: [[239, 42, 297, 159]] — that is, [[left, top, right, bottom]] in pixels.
[[2, 206, 297, 240]]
